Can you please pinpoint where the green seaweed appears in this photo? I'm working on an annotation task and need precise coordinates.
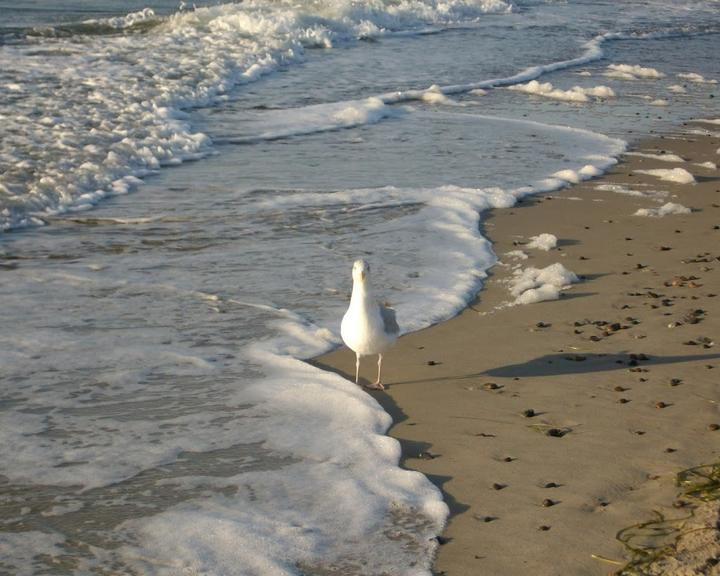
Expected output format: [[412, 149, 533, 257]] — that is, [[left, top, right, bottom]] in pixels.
[[603, 462, 720, 575]]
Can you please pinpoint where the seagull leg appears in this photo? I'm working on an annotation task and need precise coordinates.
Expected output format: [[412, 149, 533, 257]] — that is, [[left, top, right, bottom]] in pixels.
[[370, 354, 385, 390], [355, 354, 360, 384]]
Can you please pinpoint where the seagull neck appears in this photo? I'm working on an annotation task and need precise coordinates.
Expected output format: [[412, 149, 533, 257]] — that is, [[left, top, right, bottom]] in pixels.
[[351, 280, 373, 305]]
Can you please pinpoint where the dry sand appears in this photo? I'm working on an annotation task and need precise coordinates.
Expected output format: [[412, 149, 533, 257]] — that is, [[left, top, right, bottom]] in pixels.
[[314, 122, 720, 576]]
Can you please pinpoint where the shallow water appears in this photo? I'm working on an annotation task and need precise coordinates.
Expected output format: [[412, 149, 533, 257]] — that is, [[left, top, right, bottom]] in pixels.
[[1, 1, 719, 574]]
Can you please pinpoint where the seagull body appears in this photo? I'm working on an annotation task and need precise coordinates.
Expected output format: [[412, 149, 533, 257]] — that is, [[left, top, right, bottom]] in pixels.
[[341, 259, 399, 389]]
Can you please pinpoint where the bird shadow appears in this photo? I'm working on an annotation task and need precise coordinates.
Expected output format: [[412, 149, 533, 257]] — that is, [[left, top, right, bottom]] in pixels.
[[485, 351, 720, 378]]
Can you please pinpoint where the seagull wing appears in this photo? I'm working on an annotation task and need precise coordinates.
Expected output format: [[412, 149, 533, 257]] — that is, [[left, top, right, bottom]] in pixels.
[[379, 303, 400, 335]]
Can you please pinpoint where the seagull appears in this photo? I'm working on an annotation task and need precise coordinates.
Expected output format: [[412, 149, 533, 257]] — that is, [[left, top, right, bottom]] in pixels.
[[341, 259, 399, 390]]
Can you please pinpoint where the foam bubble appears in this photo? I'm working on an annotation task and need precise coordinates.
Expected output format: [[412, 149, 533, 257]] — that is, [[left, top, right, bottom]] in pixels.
[[508, 79, 615, 103], [635, 167, 695, 184], [526, 233, 558, 251], [604, 63, 665, 80], [677, 72, 717, 84], [634, 202, 691, 217], [510, 263, 579, 305]]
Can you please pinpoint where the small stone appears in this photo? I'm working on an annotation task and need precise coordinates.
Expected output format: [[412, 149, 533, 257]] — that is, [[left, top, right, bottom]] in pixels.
[[542, 499, 556, 507], [536, 321, 551, 328], [503, 457, 514, 462], [483, 382, 500, 390], [613, 386, 626, 392], [590, 335, 601, 342], [522, 409, 536, 418], [670, 378, 682, 386], [492, 483, 506, 491], [618, 398, 630, 404], [656, 401, 668, 409], [427, 360, 438, 366], [665, 447, 677, 453], [708, 423, 720, 431], [544, 482, 559, 488], [538, 525, 551, 531]]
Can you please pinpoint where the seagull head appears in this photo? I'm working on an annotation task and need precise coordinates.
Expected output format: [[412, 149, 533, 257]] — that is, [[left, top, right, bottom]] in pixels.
[[352, 259, 370, 283]]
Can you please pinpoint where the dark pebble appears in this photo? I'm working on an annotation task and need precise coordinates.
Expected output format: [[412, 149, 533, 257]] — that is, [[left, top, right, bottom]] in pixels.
[[503, 457, 514, 462], [522, 409, 536, 418], [538, 525, 551, 531], [665, 447, 676, 453], [427, 360, 439, 366], [542, 499, 556, 507], [492, 483, 506, 491], [436, 535, 450, 545], [546, 428, 567, 438], [483, 382, 500, 390], [670, 378, 682, 386], [708, 423, 720, 431], [590, 335, 601, 342], [618, 398, 630, 404], [536, 321, 551, 328], [544, 482, 559, 488], [656, 401, 668, 409], [614, 386, 626, 392]]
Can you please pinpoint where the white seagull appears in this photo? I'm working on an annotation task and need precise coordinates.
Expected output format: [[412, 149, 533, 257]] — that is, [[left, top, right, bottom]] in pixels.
[[341, 259, 400, 389]]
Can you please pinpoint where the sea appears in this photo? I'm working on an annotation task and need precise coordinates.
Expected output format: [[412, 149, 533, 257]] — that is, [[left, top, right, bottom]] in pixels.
[[0, 1, 718, 574]]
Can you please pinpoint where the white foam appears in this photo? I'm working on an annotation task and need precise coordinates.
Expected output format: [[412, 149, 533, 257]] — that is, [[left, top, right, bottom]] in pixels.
[[625, 151, 685, 162], [696, 118, 720, 125], [635, 167, 696, 184], [650, 98, 669, 106], [595, 183, 667, 198], [0, 0, 515, 231], [695, 161, 717, 170], [510, 263, 579, 305], [603, 63, 665, 80], [668, 84, 687, 93], [526, 233, 558, 251], [421, 85, 462, 106], [634, 202, 691, 217], [677, 72, 717, 84], [505, 249, 528, 260], [508, 79, 615, 103]]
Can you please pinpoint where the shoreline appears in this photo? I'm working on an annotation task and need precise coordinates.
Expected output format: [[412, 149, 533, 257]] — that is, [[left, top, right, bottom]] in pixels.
[[314, 121, 720, 575]]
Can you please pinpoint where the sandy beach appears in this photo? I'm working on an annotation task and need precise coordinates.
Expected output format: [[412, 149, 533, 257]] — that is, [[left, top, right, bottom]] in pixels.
[[315, 122, 720, 575]]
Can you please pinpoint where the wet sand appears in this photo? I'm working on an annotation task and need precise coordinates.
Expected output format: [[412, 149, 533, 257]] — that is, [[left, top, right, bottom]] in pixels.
[[314, 121, 720, 575]]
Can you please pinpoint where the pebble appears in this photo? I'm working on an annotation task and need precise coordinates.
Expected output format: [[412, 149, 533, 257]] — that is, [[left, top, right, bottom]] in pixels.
[[708, 423, 720, 431], [503, 457, 514, 463], [670, 378, 682, 386], [522, 409, 536, 418], [546, 428, 567, 438], [613, 386, 627, 392], [665, 447, 677, 453], [427, 360, 439, 366], [538, 525, 551, 531], [618, 398, 630, 404], [492, 483, 506, 491], [542, 499, 556, 507], [656, 401, 668, 409], [536, 321, 551, 328], [544, 482, 559, 488], [483, 382, 500, 390]]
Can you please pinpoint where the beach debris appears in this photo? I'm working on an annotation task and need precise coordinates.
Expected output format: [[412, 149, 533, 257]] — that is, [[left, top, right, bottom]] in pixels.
[[670, 378, 682, 386], [541, 499, 556, 507], [418, 451, 439, 460], [618, 398, 631, 404], [681, 309, 705, 324], [544, 482, 560, 489], [614, 386, 628, 392], [427, 360, 439, 366], [522, 409, 536, 418], [492, 483, 507, 491], [538, 525, 551, 531], [655, 401, 669, 409], [536, 321, 551, 328], [707, 424, 719, 431], [483, 382, 501, 391]]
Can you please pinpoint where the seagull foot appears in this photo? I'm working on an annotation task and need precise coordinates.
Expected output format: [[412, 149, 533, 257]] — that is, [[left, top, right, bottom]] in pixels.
[[365, 381, 385, 391]]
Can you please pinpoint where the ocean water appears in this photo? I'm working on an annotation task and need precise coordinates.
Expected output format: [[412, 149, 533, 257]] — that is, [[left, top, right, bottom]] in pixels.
[[0, 1, 718, 574]]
